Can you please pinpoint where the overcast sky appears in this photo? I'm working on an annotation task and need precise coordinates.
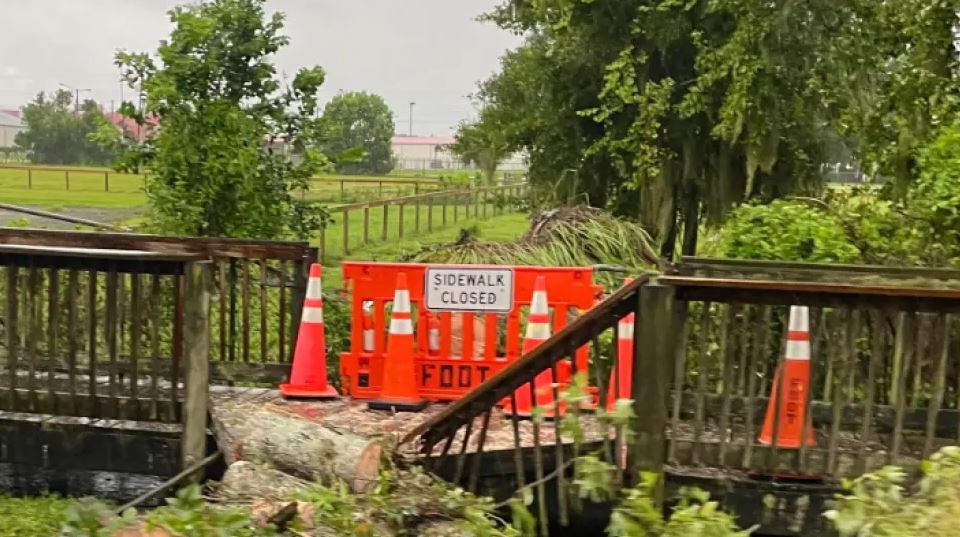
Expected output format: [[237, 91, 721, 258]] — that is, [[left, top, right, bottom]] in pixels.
[[0, 1, 519, 135]]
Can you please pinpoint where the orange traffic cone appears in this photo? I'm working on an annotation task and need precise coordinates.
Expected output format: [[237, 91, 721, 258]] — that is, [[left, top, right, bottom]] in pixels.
[[606, 279, 635, 411], [280, 264, 339, 399], [369, 273, 428, 412], [758, 305, 816, 448], [504, 276, 568, 419]]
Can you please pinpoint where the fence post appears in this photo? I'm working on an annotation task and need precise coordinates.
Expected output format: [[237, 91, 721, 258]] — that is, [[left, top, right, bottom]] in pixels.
[[104, 171, 110, 192], [379, 181, 384, 198], [27, 169, 32, 189], [340, 180, 345, 201], [181, 260, 211, 480], [398, 203, 405, 239], [628, 282, 675, 504], [442, 195, 448, 226], [342, 207, 350, 256], [65, 170, 70, 191], [428, 195, 434, 232], [289, 258, 308, 361], [319, 224, 327, 265], [363, 205, 370, 245], [415, 196, 421, 233], [382, 204, 389, 241]]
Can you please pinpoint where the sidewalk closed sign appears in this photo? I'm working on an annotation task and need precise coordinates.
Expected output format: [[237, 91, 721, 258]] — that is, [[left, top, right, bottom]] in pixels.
[[424, 266, 514, 313]]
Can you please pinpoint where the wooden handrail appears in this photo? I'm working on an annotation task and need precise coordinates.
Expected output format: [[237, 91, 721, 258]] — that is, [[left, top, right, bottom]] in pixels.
[[402, 274, 654, 450], [0, 227, 313, 261]]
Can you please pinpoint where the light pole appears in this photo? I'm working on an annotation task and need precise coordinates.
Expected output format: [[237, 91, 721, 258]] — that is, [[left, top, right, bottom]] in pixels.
[[59, 83, 92, 113], [409, 102, 415, 136]]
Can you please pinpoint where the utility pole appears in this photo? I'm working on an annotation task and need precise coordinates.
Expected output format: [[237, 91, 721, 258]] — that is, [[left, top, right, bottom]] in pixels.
[[409, 101, 415, 136], [59, 83, 91, 113]]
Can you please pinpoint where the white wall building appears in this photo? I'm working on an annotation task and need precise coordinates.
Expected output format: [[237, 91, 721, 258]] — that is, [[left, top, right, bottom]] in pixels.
[[391, 135, 527, 172], [0, 110, 24, 148]]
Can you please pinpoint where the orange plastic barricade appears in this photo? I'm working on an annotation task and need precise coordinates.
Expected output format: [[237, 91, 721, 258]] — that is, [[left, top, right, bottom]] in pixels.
[[339, 262, 603, 402]]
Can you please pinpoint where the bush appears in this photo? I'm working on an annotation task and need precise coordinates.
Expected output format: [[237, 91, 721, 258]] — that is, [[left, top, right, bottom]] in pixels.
[[826, 446, 960, 537], [716, 200, 860, 263]]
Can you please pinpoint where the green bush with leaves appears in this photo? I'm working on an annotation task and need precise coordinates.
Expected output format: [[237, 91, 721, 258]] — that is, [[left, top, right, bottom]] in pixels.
[[826, 446, 960, 536], [0, 494, 71, 537], [715, 200, 861, 263]]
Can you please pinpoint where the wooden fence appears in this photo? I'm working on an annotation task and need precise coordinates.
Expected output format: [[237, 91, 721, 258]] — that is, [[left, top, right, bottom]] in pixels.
[[0, 229, 314, 425], [405, 259, 960, 535], [320, 183, 527, 263], [0, 164, 461, 196]]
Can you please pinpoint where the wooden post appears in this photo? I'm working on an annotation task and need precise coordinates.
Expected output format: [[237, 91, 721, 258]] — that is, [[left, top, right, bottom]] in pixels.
[[398, 204, 405, 239], [289, 259, 307, 361], [342, 207, 350, 256], [181, 261, 211, 479], [628, 282, 675, 504], [378, 181, 384, 198], [319, 224, 327, 265], [428, 196, 434, 231], [382, 204, 389, 241], [340, 180, 345, 201], [415, 197, 421, 233], [363, 206, 370, 245], [65, 170, 70, 190], [27, 169, 32, 189], [104, 171, 110, 192]]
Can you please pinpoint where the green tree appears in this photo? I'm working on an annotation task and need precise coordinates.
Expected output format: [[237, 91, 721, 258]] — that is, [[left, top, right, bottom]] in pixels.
[[15, 90, 115, 166], [319, 91, 395, 175], [110, 0, 328, 239], [452, 118, 512, 185], [824, 0, 960, 197], [472, 0, 960, 257]]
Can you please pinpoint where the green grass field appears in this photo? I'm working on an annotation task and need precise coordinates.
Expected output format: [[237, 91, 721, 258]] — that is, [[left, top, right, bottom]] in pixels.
[[317, 195, 519, 264], [0, 165, 471, 216], [322, 211, 529, 287]]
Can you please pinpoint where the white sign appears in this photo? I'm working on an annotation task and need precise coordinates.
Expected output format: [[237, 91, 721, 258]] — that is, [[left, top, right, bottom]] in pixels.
[[424, 266, 514, 313]]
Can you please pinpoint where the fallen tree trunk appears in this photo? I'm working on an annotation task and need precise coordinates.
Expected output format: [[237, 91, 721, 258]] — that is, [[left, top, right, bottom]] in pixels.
[[216, 461, 311, 502], [232, 408, 382, 493]]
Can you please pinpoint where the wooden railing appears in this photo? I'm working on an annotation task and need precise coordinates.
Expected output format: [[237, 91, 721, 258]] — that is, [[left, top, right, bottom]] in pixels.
[[0, 229, 314, 420], [0, 164, 462, 195], [405, 259, 960, 535], [320, 183, 527, 263]]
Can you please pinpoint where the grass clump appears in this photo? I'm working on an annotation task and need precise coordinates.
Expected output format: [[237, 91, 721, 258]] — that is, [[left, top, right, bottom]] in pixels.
[[406, 206, 659, 278]]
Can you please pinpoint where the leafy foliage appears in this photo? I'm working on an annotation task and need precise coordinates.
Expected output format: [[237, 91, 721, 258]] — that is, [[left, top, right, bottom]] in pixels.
[[822, 0, 960, 196], [0, 493, 72, 537], [716, 200, 860, 263], [15, 90, 115, 166], [452, 119, 512, 185], [470, 0, 960, 257], [608, 475, 751, 537], [319, 91, 396, 176], [110, 0, 329, 239], [825, 446, 960, 537], [906, 122, 960, 264]]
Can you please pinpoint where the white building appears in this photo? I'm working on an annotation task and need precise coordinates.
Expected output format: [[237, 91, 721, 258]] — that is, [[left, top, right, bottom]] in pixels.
[[0, 109, 24, 148], [391, 135, 527, 172]]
